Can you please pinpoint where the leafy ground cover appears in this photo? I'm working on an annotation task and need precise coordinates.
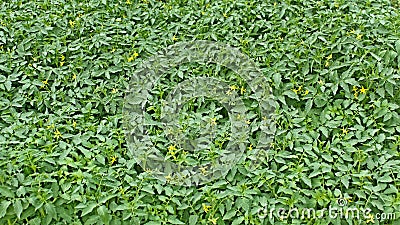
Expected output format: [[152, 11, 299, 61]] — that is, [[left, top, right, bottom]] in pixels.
[[0, 0, 400, 224]]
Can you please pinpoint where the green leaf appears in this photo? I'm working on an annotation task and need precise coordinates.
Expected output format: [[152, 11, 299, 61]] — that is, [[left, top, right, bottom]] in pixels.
[[0, 65, 10, 73], [168, 216, 185, 224], [144, 222, 161, 225], [81, 202, 97, 217], [14, 199, 23, 219], [97, 205, 111, 225], [283, 90, 299, 100], [302, 176, 312, 188], [273, 73, 281, 87], [378, 175, 393, 183], [321, 154, 333, 162], [189, 215, 198, 225], [223, 209, 236, 220], [341, 175, 350, 189], [142, 185, 155, 194], [44, 203, 57, 220], [232, 216, 244, 225], [0, 186, 15, 198], [0, 200, 11, 218]]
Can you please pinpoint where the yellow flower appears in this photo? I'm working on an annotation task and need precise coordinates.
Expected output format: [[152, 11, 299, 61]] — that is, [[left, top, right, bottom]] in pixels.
[[303, 89, 309, 95], [69, 20, 75, 27], [318, 79, 324, 85], [54, 129, 62, 139], [366, 214, 374, 224], [168, 144, 176, 151], [352, 86, 358, 92], [354, 92, 358, 99], [240, 86, 246, 94], [210, 118, 217, 125], [165, 174, 172, 181], [326, 54, 332, 60], [202, 203, 212, 213], [200, 166, 208, 175], [72, 120, 76, 128], [297, 86, 302, 91], [208, 217, 218, 225], [60, 61, 64, 66], [223, 13, 227, 18], [270, 142, 275, 147], [46, 124, 55, 129], [229, 85, 238, 91], [42, 79, 48, 85], [325, 60, 330, 67], [168, 145, 177, 158], [341, 127, 348, 135], [245, 120, 251, 125], [127, 55, 135, 62], [127, 52, 139, 62], [110, 155, 117, 165], [126, 0, 131, 4], [111, 48, 116, 53], [356, 34, 363, 40], [248, 144, 253, 151], [172, 35, 178, 41], [111, 88, 117, 94], [72, 74, 77, 80], [359, 86, 367, 94], [293, 85, 302, 94], [226, 90, 232, 95]]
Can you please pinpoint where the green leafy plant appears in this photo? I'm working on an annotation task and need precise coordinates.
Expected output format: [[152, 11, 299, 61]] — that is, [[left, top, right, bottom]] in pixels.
[[0, 0, 399, 224]]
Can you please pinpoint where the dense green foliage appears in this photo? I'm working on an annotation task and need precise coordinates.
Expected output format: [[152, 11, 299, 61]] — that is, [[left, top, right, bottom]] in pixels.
[[0, 0, 400, 224]]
